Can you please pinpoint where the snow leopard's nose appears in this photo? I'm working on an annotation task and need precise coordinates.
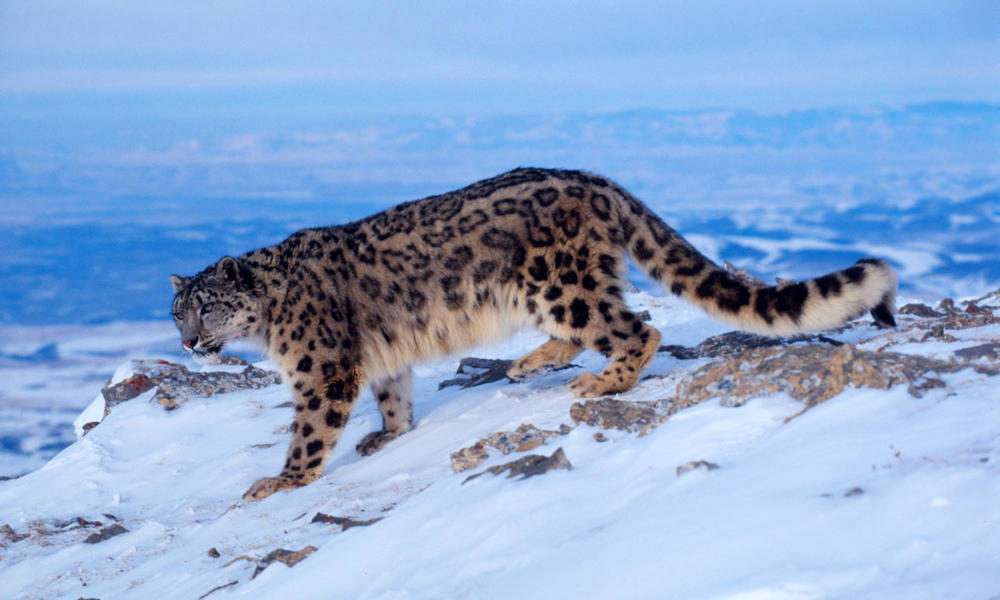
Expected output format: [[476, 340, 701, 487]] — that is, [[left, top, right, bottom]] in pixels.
[[182, 338, 196, 351]]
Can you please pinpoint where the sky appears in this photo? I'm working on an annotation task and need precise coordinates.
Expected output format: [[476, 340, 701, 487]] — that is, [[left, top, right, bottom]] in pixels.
[[1, 0, 998, 115]]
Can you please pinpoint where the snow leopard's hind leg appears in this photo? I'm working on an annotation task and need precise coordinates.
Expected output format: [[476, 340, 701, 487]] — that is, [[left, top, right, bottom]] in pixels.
[[507, 338, 584, 381]]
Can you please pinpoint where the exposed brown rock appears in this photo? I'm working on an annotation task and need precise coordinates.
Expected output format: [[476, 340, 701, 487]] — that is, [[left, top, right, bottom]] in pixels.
[[899, 303, 944, 318], [450, 423, 569, 472], [251, 546, 317, 579], [1, 523, 29, 544], [198, 580, 237, 600], [463, 447, 572, 484], [310, 513, 382, 530], [83, 523, 128, 544]]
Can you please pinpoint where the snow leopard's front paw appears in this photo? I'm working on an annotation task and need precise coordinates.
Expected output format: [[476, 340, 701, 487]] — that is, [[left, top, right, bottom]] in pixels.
[[242, 474, 304, 502], [356, 430, 401, 456]]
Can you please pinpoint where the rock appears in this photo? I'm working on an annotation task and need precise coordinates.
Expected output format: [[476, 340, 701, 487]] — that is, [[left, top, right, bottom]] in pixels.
[[899, 303, 944, 318], [569, 398, 661, 435], [310, 513, 382, 530], [207, 547, 221, 558], [671, 343, 999, 422], [723, 260, 768, 287], [1, 523, 30, 544], [593, 432, 608, 442], [918, 296, 1000, 332], [463, 447, 572, 484], [100, 359, 281, 413], [250, 546, 317, 579], [197, 581, 237, 600], [450, 423, 569, 472], [660, 330, 842, 360], [438, 357, 514, 389], [83, 523, 128, 544], [53, 516, 103, 530], [954, 343, 1000, 361], [102, 373, 156, 408], [676, 460, 720, 476]]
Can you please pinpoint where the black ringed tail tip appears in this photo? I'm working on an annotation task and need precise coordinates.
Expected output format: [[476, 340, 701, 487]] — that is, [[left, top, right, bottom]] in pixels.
[[870, 296, 896, 328]]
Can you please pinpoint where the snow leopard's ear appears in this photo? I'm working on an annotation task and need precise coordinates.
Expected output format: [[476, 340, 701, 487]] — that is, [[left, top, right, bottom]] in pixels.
[[216, 256, 254, 291], [216, 256, 241, 284], [170, 274, 190, 293]]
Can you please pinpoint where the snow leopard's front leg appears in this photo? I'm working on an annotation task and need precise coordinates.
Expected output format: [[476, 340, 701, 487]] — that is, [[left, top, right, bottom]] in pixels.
[[243, 357, 363, 502], [356, 367, 414, 456]]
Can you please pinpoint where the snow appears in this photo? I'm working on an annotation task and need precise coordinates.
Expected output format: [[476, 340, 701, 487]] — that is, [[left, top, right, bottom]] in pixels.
[[1, 294, 998, 599]]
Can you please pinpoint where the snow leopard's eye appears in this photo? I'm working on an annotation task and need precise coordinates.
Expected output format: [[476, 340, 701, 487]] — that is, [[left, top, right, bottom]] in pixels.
[[200, 303, 215, 316], [172, 311, 184, 321]]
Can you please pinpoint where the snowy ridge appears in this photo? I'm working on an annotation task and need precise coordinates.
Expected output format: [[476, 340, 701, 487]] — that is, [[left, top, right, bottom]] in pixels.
[[1, 292, 999, 599]]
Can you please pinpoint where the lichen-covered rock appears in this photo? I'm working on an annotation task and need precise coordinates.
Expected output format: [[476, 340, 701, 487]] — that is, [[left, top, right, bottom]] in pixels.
[[450, 423, 570, 472], [569, 398, 661, 435], [101, 358, 281, 413], [671, 343, 999, 421], [463, 447, 572, 484]]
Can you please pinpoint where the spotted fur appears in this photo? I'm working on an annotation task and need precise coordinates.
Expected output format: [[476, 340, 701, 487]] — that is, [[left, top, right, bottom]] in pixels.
[[170, 168, 897, 501]]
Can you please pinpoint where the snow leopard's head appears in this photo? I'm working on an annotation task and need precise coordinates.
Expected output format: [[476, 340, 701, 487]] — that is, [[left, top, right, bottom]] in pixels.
[[170, 256, 263, 364]]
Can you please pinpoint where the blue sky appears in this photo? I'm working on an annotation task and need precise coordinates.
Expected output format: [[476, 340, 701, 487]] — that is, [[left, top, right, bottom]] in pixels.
[[2, 0, 997, 114]]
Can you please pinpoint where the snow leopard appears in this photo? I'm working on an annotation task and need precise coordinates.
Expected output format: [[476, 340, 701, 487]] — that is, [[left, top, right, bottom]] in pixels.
[[170, 167, 897, 501]]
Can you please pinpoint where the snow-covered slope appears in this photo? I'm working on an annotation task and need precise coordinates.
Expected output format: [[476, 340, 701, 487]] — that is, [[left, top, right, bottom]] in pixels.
[[1, 292, 998, 599]]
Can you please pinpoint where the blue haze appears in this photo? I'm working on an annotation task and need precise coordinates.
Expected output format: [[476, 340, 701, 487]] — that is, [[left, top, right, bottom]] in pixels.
[[1, 104, 999, 326]]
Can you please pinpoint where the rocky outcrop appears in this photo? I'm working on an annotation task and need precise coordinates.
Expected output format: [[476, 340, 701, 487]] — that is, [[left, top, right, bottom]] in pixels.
[[673, 343, 996, 418], [450, 423, 571, 472], [101, 358, 281, 413]]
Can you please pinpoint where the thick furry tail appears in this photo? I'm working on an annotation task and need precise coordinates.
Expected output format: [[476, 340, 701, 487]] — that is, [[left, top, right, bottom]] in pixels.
[[623, 208, 897, 336]]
